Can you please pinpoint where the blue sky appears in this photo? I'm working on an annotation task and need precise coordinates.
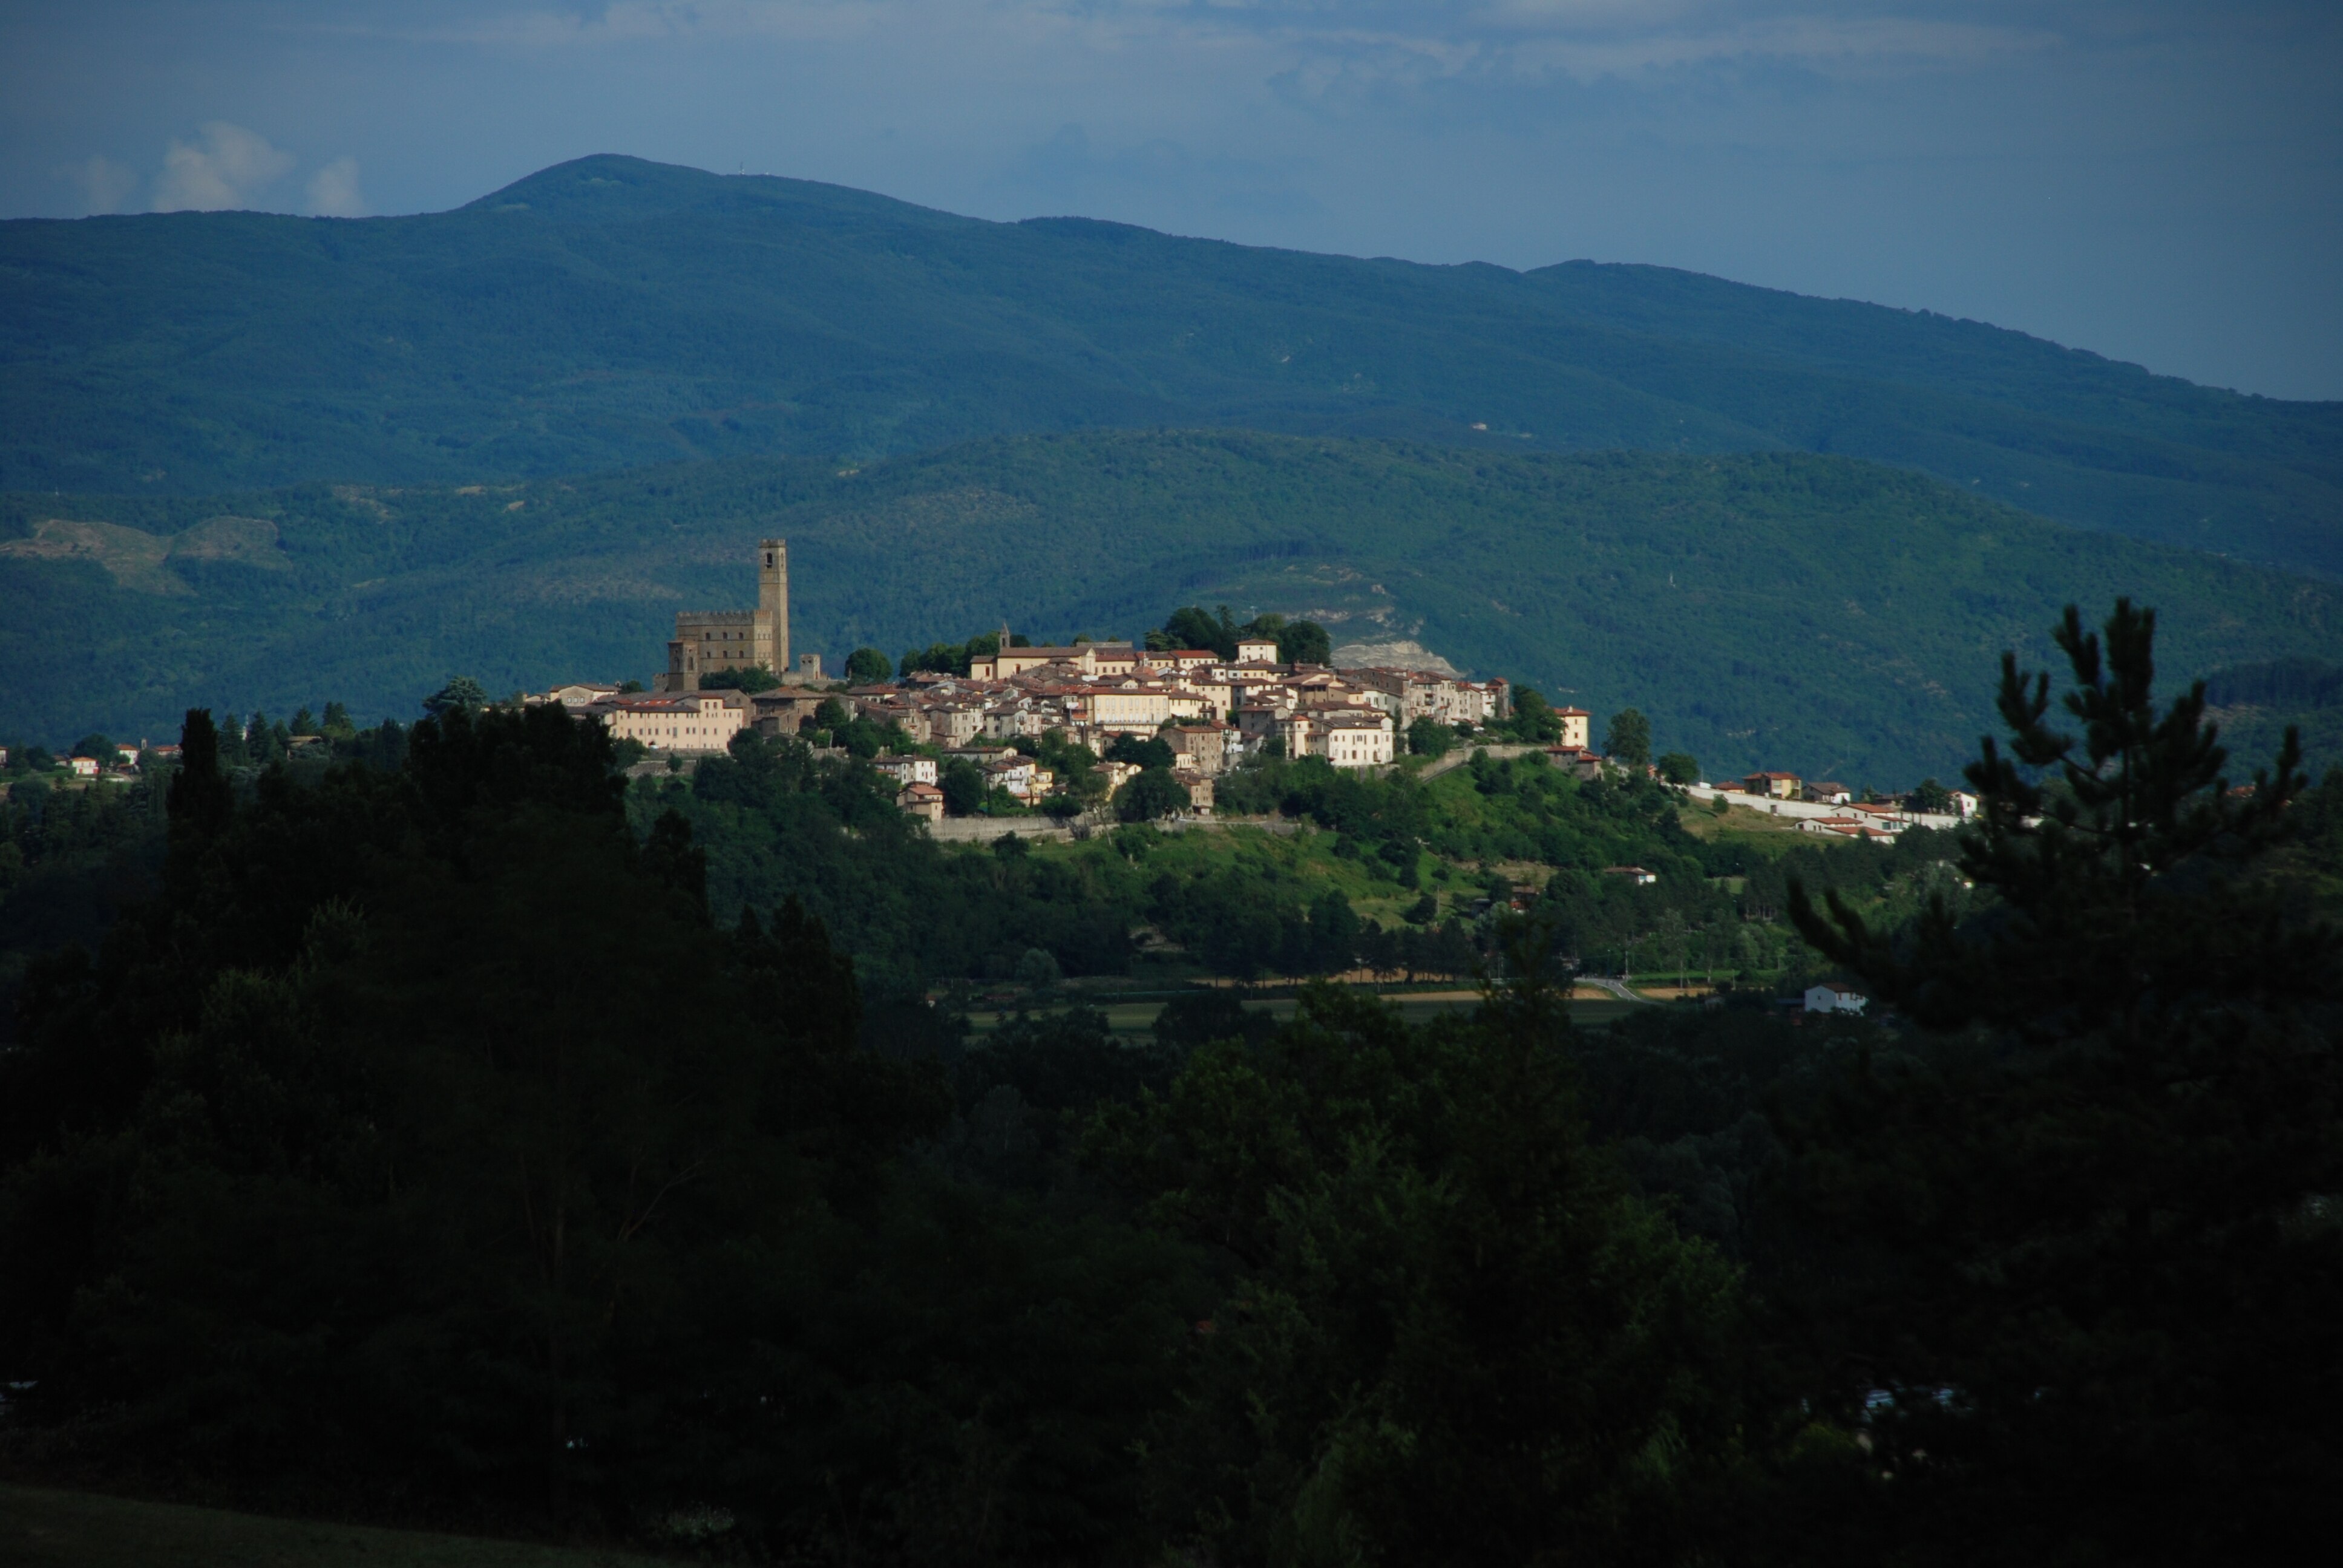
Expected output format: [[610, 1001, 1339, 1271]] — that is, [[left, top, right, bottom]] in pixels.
[[5, 1, 2338, 399]]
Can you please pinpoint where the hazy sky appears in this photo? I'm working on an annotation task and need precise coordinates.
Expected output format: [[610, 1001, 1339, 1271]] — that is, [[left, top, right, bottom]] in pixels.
[[6, 1, 2338, 399]]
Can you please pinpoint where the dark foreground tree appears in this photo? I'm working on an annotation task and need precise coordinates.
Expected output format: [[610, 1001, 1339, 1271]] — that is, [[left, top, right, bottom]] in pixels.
[[0, 706, 1195, 1561], [422, 675, 488, 715], [1787, 599, 2343, 1563], [1096, 954, 1758, 1567]]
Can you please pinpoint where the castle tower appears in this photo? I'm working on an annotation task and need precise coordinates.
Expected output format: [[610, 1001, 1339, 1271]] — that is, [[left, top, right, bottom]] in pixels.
[[657, 538, 791, 693], [756, 538, 789, 677]]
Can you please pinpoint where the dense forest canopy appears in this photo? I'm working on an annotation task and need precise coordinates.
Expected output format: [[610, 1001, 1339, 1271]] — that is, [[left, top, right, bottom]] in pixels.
[[1, 601, 2338, 1563]]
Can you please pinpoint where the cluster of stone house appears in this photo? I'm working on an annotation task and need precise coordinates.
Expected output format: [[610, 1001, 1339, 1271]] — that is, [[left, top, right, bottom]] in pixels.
[[2, 739, 186, 799], [525, 544, 1529, 822], [833, 635, 1515, 812], [532, 632, 1516, 822]]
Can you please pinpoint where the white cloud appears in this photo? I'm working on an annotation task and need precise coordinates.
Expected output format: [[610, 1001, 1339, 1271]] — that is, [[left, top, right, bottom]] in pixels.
[[59, 154, 140, 215], [305, 156, 367, 217], [1485, 15, 2060, 85], [151, 122, 295, 212]]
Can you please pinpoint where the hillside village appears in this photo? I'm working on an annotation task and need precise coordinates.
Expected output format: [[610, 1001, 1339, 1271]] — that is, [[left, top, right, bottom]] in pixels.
[[516, 540, 1979, 839], [1, 540, 1982, 845], [519, 540, 1523, 820], [540, 634, 1516, 820]]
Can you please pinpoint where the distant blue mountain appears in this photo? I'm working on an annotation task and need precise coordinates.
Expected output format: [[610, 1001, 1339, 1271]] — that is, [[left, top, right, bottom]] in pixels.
[[3, 154, 2336, 577]]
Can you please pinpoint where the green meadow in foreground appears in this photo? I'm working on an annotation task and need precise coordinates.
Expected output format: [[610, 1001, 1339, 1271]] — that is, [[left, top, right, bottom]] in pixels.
[[0, 1485, 666, 1568]]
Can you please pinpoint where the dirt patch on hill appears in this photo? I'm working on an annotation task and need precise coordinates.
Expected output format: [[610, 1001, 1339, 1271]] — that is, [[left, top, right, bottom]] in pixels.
[[1329, 637, 1461, 675], [1, 519, 182, 594], [0, 515, 287, 595]]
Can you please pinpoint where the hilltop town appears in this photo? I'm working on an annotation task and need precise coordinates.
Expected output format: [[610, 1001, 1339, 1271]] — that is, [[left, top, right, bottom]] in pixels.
[[0, 541, 1978, 847], [521, 540, 1527, 820], [0, 538, 1982, 846], [520, 540, 1976, 838]]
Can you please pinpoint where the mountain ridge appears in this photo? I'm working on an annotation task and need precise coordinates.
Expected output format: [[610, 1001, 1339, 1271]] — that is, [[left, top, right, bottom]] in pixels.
[[4, 154, 2336, 577]]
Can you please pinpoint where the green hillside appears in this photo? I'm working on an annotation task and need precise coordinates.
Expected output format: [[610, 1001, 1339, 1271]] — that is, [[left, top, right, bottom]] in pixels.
[[4, 433, 2333, 785], [2204, 657, 2343, 776], [3, 155, 2338, 577]]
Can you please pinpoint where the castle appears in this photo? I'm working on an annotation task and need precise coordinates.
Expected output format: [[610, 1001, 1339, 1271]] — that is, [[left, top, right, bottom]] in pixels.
[[658, 538, 821, 691]]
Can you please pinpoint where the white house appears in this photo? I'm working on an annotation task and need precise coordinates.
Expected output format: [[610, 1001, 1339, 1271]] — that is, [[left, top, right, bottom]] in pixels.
[[1312, 710, 1395, 769], [1086, 688, 1173, 733], [982, 756, 1053, 802], [1804, 984, 1868, 1016], [871, 754, 939, 788]]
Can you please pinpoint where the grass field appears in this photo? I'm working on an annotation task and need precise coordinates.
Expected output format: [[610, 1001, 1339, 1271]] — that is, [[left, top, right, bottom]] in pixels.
[[0, 1484, 670, 1568], [1675, 799, 1818, 849], [962, 988, 1647, 1036]]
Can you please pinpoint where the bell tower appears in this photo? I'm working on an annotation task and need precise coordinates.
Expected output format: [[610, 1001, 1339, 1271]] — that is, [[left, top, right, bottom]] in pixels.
[[756, 538, 790, 677]]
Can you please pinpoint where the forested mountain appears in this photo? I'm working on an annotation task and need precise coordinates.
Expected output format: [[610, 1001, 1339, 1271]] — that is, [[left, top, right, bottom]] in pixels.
[[4, 154, 2338, 577], [6, 434, 2335, 783], [2206, 657, 2343, 776]]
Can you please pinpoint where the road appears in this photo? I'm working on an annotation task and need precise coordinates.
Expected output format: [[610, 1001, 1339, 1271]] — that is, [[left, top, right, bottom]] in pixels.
[[1575, 975, 1656, 1004]]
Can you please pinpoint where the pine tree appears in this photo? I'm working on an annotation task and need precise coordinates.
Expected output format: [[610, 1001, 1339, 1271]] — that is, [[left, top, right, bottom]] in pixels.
[[1784, 600, 2343, 1563]]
